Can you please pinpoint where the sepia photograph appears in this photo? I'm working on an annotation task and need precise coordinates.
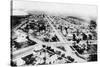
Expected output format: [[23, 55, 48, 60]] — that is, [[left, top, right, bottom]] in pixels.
[[11, 0, 97, 66]]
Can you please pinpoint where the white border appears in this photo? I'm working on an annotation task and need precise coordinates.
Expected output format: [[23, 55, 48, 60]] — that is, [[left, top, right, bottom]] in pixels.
[[0, 0, 99, 67]]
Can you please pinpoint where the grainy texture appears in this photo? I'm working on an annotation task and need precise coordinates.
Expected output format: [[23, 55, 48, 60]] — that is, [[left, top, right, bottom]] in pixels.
[[11, 0, 97, 66]]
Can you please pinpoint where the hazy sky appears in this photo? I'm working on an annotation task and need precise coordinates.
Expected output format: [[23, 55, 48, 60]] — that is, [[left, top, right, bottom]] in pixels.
[[12, 0, 97, 19]]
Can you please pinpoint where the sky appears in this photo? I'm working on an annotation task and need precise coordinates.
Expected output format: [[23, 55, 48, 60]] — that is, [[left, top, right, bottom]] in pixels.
[[12, 0, 97, 20]]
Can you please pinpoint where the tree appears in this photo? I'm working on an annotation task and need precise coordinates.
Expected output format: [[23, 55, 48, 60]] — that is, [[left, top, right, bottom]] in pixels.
[[89, 20, 97, 30]]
